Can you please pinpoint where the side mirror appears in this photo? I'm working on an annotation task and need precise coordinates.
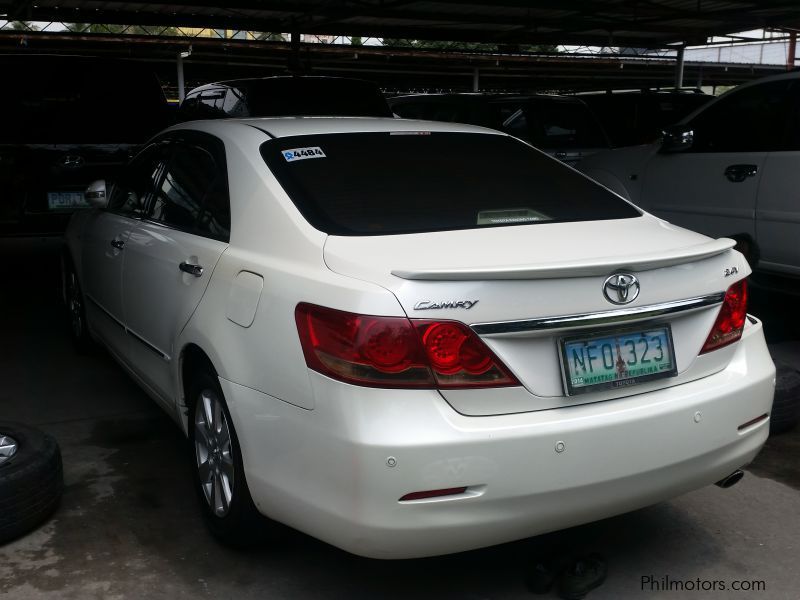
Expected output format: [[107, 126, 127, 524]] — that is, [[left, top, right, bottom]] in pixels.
[[660, 125, 694, 153], [85, 180, 108, 209]]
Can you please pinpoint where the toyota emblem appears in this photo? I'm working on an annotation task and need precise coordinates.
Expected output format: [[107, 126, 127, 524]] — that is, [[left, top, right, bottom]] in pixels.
[[603, 273, 640, 305]]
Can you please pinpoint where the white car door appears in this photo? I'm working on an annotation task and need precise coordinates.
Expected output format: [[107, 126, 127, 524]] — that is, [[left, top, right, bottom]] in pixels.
[[640, 79, 793, 242], [754, 79, 800, 276], [81, 144, 165, 360], [121, 133, 229, 403], [756, 152, 800, 276]]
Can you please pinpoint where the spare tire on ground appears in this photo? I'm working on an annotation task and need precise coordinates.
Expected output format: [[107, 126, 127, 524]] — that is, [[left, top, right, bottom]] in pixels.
[[0, 422, 63, 544], [771, 359, 800, 435]]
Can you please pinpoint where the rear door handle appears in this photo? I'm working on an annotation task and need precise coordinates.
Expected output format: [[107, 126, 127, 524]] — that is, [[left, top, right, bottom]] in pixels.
[[179, 262, 204, 277], [110, 239, 125, 250], [724, 164, 758, 183]]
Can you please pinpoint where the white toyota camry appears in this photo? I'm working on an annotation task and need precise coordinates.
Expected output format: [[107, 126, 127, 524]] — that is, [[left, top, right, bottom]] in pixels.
[[63, 117, 775, 559]]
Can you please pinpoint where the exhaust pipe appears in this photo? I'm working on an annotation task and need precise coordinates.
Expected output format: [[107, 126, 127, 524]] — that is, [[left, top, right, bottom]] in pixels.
[[715, 469, 744, 489]]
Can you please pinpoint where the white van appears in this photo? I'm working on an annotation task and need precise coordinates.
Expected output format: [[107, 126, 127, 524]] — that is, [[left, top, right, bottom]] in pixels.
[[579, 71, 800, 277]]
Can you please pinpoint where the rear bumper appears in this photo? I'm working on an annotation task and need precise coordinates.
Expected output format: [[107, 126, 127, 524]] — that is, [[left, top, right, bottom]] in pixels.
[[223, 318, 775, 559]]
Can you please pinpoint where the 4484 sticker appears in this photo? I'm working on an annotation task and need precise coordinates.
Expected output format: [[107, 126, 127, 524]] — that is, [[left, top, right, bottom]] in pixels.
[[282, 146, 326, 162]]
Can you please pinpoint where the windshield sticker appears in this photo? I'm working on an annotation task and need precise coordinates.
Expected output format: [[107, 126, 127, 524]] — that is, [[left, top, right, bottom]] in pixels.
[[282, 147, 326, 162], [477, 208, 552, 225], [389, 131, 431, 136]]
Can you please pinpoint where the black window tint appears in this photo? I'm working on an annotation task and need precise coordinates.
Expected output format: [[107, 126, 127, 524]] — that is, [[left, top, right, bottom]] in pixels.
[[689, 81, 792, 152], [222, 87, 248, 117], [149, 142, 230, 240], [242, 78, 392, 118], [108, 145, 165, 216], [785, 85, 800, 151], [500, 108, 530, 137], [401, 102, 440, 120], [197, 90, 226, 118], [260, 132, 639, 236], [528, 100, 607, 149], [178, 93, 200, 119], [197, 177, 231, 240]]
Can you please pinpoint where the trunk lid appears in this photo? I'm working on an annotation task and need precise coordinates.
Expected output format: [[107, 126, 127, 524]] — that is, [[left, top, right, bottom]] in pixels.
[[324, 215, 748, 414]]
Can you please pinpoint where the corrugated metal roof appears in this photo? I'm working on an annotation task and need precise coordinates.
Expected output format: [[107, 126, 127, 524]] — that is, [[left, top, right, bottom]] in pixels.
[[3, 1, 800, 47]]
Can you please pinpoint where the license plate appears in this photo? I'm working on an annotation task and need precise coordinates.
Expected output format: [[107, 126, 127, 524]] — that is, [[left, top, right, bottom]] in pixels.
[[559, 325, 677, 395], [47, 191, 89, 211]]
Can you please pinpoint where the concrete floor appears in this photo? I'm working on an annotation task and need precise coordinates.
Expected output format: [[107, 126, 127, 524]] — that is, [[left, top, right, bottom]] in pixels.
[[1, 240, 799, 600]]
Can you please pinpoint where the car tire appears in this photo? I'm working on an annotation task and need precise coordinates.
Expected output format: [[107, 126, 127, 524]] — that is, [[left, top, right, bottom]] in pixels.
[[62, 256, 94, 353], [187, 370, 276, 546], [770, 359, 800, 434], [0, 422, 64, 545]]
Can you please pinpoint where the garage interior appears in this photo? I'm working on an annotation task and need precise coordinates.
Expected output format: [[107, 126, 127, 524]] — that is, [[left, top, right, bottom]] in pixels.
[[1, 1, 800, 598]]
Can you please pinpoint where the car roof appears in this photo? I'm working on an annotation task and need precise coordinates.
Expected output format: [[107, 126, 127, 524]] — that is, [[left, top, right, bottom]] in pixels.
[[186, 75, 379, 97], [169, 116, 504, 139], [199, 75, 374, 88], [674, 69, 800, 126], [388, 93, 581, 103]]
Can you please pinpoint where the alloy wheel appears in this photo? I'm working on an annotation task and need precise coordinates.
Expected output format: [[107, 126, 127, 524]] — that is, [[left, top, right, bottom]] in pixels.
[[194, 389, 235, 517], [68, 272, 84, 339], [0, 435, 18, 467]]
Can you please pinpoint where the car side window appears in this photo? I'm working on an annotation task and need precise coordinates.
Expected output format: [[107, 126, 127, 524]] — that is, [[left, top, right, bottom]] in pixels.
[[778, 81, 800, 152], [222, 87, 248, 117], [198, 89, 226, 118], [148, 139, 230, 241], [501, 108, 530, 138], [108, 144, 165, 217], [179, 92, 200, 120], [488, 102, 527, 132], [689, 80, 792, 153]]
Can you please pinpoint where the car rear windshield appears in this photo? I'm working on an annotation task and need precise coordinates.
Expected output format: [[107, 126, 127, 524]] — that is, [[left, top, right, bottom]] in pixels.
[[260, 131, 640, 236]]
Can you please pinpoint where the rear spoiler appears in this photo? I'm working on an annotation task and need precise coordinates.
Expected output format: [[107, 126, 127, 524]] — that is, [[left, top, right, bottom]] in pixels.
[[391, 238, 736, 281]]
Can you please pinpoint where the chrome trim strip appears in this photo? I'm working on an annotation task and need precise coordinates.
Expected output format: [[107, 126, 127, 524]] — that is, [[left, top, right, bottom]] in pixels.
[[127, 329, 170, 361], [86, 294, 125, 329], [86, 294, 170, 361], [471, 292, 726, 335]]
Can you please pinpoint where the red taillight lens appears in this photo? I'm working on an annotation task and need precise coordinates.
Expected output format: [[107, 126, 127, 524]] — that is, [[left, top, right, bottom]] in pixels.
[[295, 303, 519, 389], [415, 320, 518, 388], [700, 279, 748, 354], [295, 303, 433, 387]]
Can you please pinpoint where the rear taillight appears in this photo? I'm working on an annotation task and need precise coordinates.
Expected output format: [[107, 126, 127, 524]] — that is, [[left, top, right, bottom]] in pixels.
[[295, 303, 519, 389], [414, 320, 518, 388], [700, 279, 748, 354]]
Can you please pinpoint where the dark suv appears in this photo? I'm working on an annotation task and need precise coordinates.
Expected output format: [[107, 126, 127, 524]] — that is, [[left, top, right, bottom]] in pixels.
[[179, 76, 393, 121], [0, 55, 170, 236], [388, 93, 610, 166]]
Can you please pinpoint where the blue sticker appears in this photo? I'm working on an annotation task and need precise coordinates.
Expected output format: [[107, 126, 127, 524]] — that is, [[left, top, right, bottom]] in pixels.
[[282, 146, 326, 162]]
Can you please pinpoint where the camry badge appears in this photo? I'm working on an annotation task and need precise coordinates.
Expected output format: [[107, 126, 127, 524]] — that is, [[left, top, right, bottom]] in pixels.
[[414, 300, 479, 310], [603, 273, 640, 305]]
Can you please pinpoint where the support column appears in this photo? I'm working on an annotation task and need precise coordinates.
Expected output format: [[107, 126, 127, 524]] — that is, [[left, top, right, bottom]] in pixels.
[[674, 45, 685, 90], [472, 66, 480, 92], [289, 27, 301, 73], [788, 31, 797, 71], [176, 52, 185, 102]]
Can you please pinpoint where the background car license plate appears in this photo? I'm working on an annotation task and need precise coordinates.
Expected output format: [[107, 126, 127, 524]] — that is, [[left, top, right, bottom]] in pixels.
[[560, 325, 677, 395], [47, 191, 89, 211]]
